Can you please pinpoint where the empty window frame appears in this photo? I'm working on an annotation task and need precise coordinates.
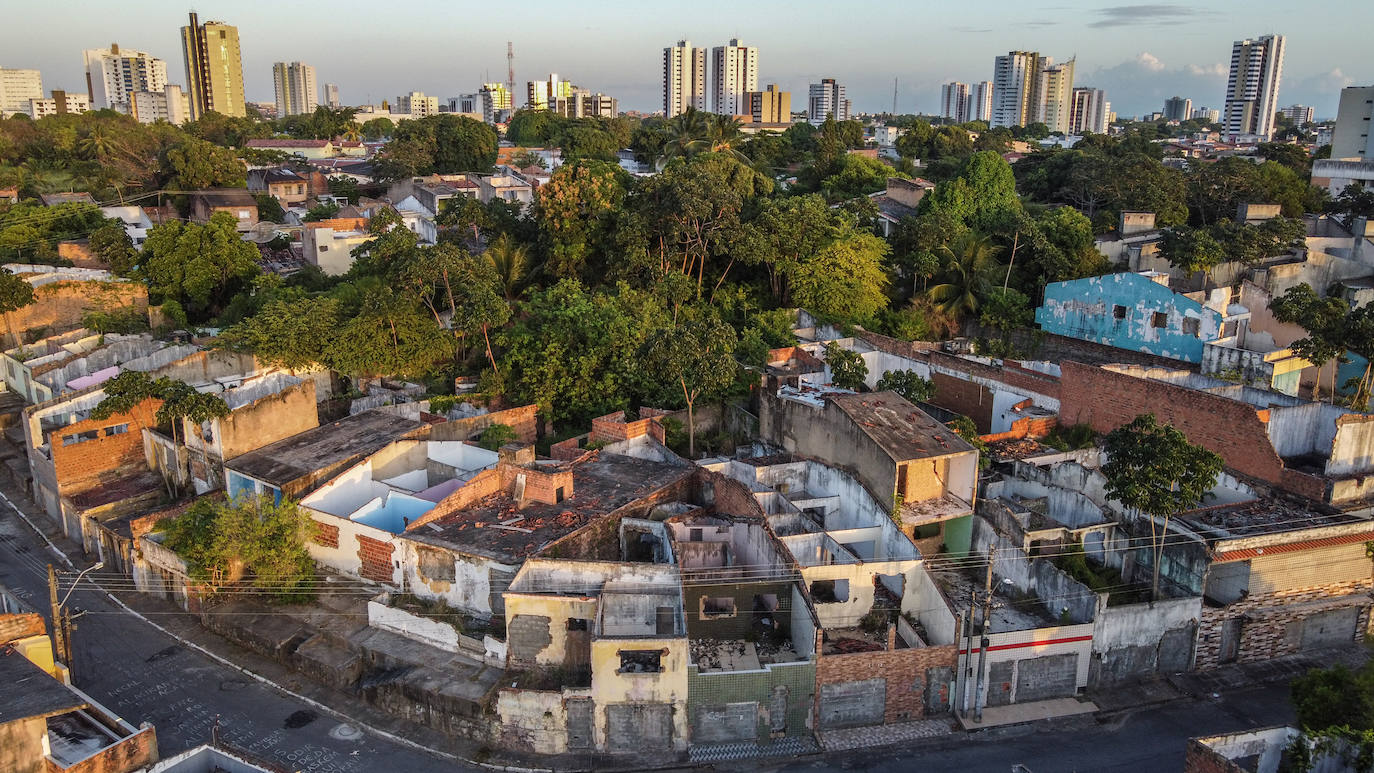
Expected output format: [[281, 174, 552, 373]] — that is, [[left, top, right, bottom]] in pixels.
[[1113, 304, 1128, 320], [1152, 311, 1168, 328], [701, 596, 737, 618]]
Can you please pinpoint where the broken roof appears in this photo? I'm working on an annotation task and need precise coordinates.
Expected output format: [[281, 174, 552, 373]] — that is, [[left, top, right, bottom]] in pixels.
[[0, 647, 86, 721], [226, 410, 424, 487], [1177, 498, 1371, 540], [829, 391, 975, 462], [406, 453, 693, 563]]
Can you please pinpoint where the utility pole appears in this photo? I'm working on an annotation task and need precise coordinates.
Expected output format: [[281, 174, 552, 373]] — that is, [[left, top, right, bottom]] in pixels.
[[963, 585, 977, 715], [892, 77, 898, 116], [973, 546, 996, 722], [954, 607, 968, 717], [48, 564, 67, 669]]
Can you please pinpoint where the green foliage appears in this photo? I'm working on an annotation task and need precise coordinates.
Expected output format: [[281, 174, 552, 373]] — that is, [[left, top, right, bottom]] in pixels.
[[1272, 283, 1374, 407], [929, 233, 1002, 317], [253, 194, 285, 223], [641, 314, 738, 456], [534, 159, 630, 280], [302, 201, 340, 222], [87, 221, 139, 275], [876, 369, 935, 402], [360, 117, 394, 141], [160, 496, 318, 603], [82, 307, 148, 335], [375, 115, 498, 180], [788, 231, 890, 323], [89, 370, 159, 421], [161, 136, 246, 190], [947, 414, 990, 469], [477, 423, 517, 450], [823, 342, 868, 391], [0, 269, 36, 330], [139, 212, 261, 318], [1043, 423, 1097, 451], [327, 175, 362, 204], [979, 287, 1033, 332], [1159, 225, 1226, 276], [0, 202, 107, 262]]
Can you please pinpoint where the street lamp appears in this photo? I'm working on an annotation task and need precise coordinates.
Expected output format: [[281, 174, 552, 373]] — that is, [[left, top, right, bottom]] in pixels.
[[48, 561, 104, 680]]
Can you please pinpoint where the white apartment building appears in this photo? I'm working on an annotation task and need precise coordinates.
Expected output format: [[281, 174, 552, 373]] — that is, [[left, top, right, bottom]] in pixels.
[[28, 91, 89, 118], [808, 78, 849, 123], [0, 68, 43, 117], [941, 82, 971, 123], [395, 90, 439, 117], [1281, 104, 1314, 125], [1164, 96, 1192, 122], [663, 40, 707, 117], [712, 38, 758, 115], [991, 51, 1043, 128], [1070, 87, 1109, 134], [83, 44, 166, 113], [272, 61, 318, 117], [969, 81, 992, 122], [1192, 106, 1221, 123], [448, 93, 480, 115], [131, 84, 189, 125], [1037, 59, 1075, 133], [1331, 86, 1373, 161], [325, 83, 340, 108], [1224, 34, 1285, 141]]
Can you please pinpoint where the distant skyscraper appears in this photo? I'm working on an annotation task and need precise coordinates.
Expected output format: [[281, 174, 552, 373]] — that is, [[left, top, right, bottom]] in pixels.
[[969, 81, 993, 122], [1163, 96, 1192, 122], [28, 90, 89, 119], [808, 78, 849, 123], [1037, 59, 1075, 133], [181, 12, 245, 119], [0, 68, 43, 117], [1192, 106, 1221, 123], [1224, 34, 1285, 140], [1281, 104, 1314, 125], [663, 40, 707, 117], [83, 44, 166, 113], [712, 38, 758, 115], [1331, 86, 1374, 160], [272, 61, 318, 117], [325, 83, 340, 109], [396, 91, 439, 117], [991, 51, 1045, 128], [526, 74, 573, 111], [479, 83, 512, 123], [747, 84, 790, 124], [1070, 87, 1110, 134], [131, 84, 189, 125], [941, 82, 971, 122]]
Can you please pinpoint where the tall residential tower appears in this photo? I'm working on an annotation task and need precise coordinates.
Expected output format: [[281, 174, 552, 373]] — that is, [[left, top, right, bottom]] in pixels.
[[272, 61, 318, 117], [808, 79, 849, 123], [712, 38, 758, 115], [1223, 34, 1285, 140], [663, 40, 706, 117], [83, 44, 167, 113], [181, 12, 246, 119], [991, 51, 1044, 128]]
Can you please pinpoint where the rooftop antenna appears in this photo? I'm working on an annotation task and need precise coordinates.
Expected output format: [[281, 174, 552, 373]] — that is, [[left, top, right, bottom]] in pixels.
[[507, 42, 515, 102]]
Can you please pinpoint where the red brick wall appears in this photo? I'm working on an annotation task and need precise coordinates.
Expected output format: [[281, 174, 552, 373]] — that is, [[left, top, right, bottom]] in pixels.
[[357, 535, 394, 583], [590, 411, 666, 445], [51, 398, 162, 496], [815, 644, 957, 723], [930, 371, 995, 432], [46, 725, 157, 773], [406, 467, 503, 530], [0, 613, 45, 644], [313, 520, 339, 549], [981, 416, 1058, 443], [1184, 739, 1245, 773], [1058, 361, 1330, 500]]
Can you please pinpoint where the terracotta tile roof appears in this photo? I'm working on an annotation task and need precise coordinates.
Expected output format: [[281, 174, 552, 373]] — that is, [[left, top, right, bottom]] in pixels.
[[247, 139, 330, 148], [1213, 530, 1374, 562]]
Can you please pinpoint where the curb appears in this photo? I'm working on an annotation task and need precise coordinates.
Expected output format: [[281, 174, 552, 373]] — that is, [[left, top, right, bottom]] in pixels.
[[0, 487, 552, 773]]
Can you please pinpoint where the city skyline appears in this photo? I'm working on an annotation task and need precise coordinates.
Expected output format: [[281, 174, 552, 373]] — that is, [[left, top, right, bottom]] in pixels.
[[0, 0, 1368, 118]]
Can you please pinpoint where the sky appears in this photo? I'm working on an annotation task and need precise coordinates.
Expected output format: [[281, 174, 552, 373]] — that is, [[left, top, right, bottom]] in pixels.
[[3, 0, 1368, 120]]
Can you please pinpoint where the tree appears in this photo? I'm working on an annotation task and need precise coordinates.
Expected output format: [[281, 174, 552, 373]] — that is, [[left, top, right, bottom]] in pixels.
[[979, 287, 1033, 332], [328, 285, 451, 380], [510, 150, 546, 170], [139, 212, 261, 317], [506, 110, 563, 146], [161, 496, 318, 602], [1329, 184, 1374, 219], [438, 195, 489, 245], [928, 233, 1001, 317], [1102, 414, 1223, 599], [477, 423, 517, 450], [787, 231, 891, 323], [642, 316, 738, 457], [360, 117, 394, 141], [156, 380, 230, 445], [0, 268, 34, 348], [1271, 283, 1359, 404], [327, 175, 362, 204], [559, 125, 620, 162], [253, 194, 285, 223], [1291, 663, 1374, 732], [876, 370, 935, 403], [534, 159, 629, 280], [823, 342, 868, 391], [1159, 226, 1226, 278], [483, 234, 534, 301], [160, 136, 245, 190], [217, 296, 341, 370]]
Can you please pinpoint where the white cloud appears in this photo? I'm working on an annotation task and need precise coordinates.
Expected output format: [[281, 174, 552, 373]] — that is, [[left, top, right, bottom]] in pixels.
[[1186, 63, 1227, 78], [1136, 52, 1166, 71]]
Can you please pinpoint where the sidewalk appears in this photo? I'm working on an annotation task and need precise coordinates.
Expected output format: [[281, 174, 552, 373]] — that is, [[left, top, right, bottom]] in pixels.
[[818, 718, 954, 752], [956, 697, 1097, 731]]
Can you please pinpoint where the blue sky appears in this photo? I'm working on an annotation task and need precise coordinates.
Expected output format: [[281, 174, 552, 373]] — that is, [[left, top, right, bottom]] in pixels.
[[4, 0, 1368, 119]]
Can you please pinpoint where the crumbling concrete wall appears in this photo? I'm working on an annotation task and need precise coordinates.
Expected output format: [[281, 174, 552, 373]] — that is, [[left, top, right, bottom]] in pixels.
[[686, 660, 815, 744], [1090, 596, 1201, 686], [814, 644, 957, 728], [2, 280, 148, 348]]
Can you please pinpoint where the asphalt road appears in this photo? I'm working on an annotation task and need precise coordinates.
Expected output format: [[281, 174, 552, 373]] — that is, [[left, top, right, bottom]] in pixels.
[[0, 504, 467, 773], [0, 492, 1301, 773]]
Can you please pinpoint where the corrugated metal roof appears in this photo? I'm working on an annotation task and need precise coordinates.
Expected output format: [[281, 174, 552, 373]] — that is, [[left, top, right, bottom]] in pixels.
[[1213, 530, 1374, 562]]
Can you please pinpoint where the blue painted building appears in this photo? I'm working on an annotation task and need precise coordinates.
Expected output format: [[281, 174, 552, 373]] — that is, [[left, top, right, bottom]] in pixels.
[[1035, 272, 1224, 363]]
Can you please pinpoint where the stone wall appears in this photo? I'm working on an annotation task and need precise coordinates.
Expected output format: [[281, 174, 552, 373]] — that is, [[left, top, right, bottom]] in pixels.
[[429, 404, 541, 445], [1194, 579, 1373, 670]]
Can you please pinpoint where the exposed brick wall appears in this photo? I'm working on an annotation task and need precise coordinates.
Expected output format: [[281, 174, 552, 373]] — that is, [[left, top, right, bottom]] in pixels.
[[930, 371, 995, 432], [4, 281, 148, 347], [549, 434, 590, 461], [518, 466, 573, 506], [981, 416, 1058, 444], [357, 535, 395, 584], [47, 724, 157, 773], [590, 411, 666, 445], [814, 644, 957, 724], [1194, 579, 1373, 670], [0, 613, 45, 643], [1184, 739, 1245, 773], [429, 403, 541, 445], [51, 398, 162, 497], [1058, 361, 1330, 500], [406, 468, 504, 531], [313, 520, 339, 549]]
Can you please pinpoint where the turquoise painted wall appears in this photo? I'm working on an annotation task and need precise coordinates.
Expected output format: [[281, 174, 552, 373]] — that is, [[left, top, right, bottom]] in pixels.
[[1035, 273, 1224, 363]]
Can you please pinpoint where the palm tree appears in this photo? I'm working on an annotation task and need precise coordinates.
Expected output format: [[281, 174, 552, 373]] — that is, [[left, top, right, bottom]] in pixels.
[[927, 233, 1002, 317], [704, 114, 749, 160], [79, 125, 117, 163], [483, 234, 534, 301], [661, 108, 711, 162], [340, 123, 363, 143]]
